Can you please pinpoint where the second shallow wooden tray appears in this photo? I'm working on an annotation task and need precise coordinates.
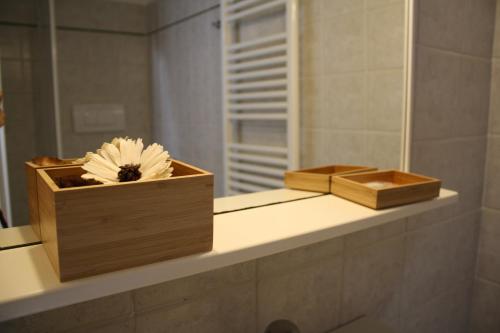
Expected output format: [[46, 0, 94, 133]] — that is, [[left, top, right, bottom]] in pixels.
[[284, 165, 377, 193], [331, 170, 441, 209]]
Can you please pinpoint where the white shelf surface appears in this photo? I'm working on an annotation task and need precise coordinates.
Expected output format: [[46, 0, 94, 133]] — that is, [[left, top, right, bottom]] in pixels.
[[0, 189, 457, 321]]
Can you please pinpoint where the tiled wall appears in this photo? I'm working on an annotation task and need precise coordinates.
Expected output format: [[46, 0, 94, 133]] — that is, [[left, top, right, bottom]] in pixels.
[[409, 0, 497, 332], [0, 0, 38, 226], [469, 1, 500, 332], [3, 217, 477, 333], [300, 0, 405, 169], [54, 0, 152, 158], [150, 0, 223, 196]]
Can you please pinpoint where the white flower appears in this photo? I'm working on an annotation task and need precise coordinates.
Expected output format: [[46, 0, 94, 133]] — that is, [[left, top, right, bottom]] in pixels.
[[79, 137, 173, 184]]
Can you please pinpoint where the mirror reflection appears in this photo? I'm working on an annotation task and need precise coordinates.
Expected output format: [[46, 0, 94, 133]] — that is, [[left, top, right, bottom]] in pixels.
[[0, 0, 407, 228]]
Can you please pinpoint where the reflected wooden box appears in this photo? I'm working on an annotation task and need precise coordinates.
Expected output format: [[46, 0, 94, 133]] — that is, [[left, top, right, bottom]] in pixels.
[[36, 160, 213, 281], [284, 165, 377, 193], [331, 170, 441, 209], [25, 160, 78, 238]]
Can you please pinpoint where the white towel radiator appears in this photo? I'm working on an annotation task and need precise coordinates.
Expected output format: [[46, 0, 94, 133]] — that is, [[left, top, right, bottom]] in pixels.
[[221, 0, 299, 195]]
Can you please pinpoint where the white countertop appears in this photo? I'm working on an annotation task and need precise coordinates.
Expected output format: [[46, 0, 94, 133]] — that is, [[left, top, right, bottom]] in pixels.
[[0, 189, 457, 321], [0, 225, 40, 250]]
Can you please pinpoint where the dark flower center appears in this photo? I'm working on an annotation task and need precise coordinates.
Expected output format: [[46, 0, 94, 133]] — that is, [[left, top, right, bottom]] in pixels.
[[118, 164, 142, 182]]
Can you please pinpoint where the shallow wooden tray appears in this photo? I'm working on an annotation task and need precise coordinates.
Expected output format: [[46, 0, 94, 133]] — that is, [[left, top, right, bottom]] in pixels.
[[36, 160, 213, 281], [284, 165, 377, 193], [331, 170, 441, 209]]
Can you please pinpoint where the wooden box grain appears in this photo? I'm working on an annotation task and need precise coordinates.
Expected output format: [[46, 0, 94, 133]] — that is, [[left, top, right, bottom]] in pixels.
[[331, 170, 441, 209], [26, 160, 78, 238], [36, 160, 213, 281], [284, 165, 377, 193]]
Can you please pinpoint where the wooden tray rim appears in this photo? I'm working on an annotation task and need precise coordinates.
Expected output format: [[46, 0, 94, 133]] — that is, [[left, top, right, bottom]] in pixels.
[[37, 159, 213, 193], [286, 164, 377, 176], [332, 169, 441, 193]]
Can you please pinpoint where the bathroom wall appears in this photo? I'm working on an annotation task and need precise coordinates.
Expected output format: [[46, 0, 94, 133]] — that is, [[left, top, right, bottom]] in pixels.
[[3, 218, 461, 333], [149, 0, 223, 196], [409, 0, 496, 332], [54, 0, 152, 158], [469, 1, 500, 332], [300, 0, 405, 169], [0, 0, 40, 226]]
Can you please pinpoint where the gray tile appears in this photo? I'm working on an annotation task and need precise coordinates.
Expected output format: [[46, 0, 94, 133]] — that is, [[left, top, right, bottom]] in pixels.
[[300, 77, 324, 129], [401, 214, 477, 314], [469, 279, 500, 333], [493, 3, 500, 58], [366, 69, 404, 132], [412, 46, 460, 140], [417, 0, 468, 53], [257, 237, 343, 278], [484, 137, 500, 210], [461, 0, 496, 58], [344, 219, 405, 251], [367, 3, 405, 70], [134, 261, 255, 313], [341, 236, 405, 330], [322, 72, 366, 130], [0, 292, 133, 333], [322, 11, 365, 73], [322, 0, 364, 18], [66, 316, 135, 333], [454, 57, 491, 137], [489, 60, 500, 135], [257, 256, 343, 333], [477, 210, 500, 284], [135, 282, 256, 333], [364, 132, 401, 169]]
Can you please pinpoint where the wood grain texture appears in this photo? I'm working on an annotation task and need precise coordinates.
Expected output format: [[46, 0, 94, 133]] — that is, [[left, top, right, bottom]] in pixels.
[[331, 170, 441, 209], [26, 161, 79, 238], [36, 160, 214, 281], [284, 165, 376, 193]]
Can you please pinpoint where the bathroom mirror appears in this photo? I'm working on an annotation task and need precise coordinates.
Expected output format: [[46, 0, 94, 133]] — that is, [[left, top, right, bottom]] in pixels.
[[0, 0, 410, 229]]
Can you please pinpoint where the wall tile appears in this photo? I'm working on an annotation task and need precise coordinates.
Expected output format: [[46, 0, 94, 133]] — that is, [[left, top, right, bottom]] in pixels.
[[300, 77, 324, 129], [366, 69, 404, 132], [402, 281, 472, 333], [257, 237, 343, 278], [66, 316, 135, 333], [493, 1, 500, 58], [322, 11, 365, 73], [367, 3, 405, 69], [341, 236, 405, 330], [417, 0, 468, 53], [344, 219, 405, 251], [484, 136, 500, 210], [489, 60, 500, 135], [324, 130, 367, 165], [322, 72, 366, 130], [0, 292, 133, 333], [136, 282, 256, 333], [364, 132, 401, 169], [257, 256, 343, 333], [0, 0, 36, 24], [401, 216, 475, 314], [477, 210, 500, 285], [469, 279, 500, 333], [412, 46, 460, 140], [461, 0, 496, 58], [134, 261, 255, 313], [300, 20, 323, 78], [322, 0, 364, 19], [454, 57, 492, 137]]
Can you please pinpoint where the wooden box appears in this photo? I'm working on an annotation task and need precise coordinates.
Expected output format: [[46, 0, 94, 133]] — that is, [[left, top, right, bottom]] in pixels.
[[331, 170, 441, 209], [26, 159, 78, 238], [36, 160, 213, 281], [284, 165, 377, 193]]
